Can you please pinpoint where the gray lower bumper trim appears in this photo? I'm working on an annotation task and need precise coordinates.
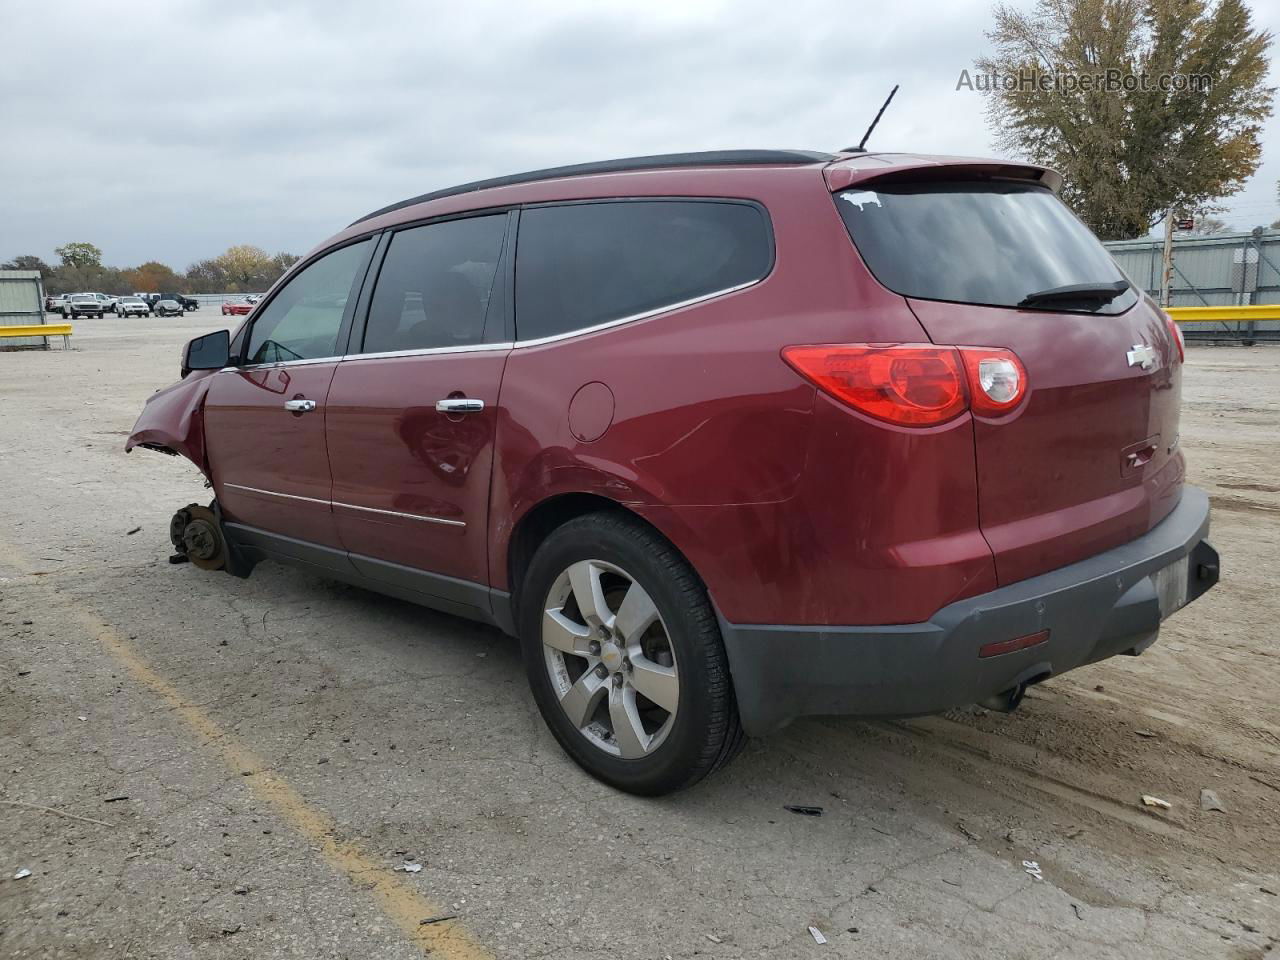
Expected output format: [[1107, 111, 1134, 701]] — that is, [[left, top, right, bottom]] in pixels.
[[718, 487, 1219, 736]]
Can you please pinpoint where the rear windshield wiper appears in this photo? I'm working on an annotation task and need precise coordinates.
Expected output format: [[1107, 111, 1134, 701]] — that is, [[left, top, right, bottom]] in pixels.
[[1018, 280, 1129, 309]]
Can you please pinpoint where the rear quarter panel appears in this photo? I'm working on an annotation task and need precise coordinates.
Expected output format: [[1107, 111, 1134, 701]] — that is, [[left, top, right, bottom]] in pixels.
[[489, 169, 957, 625]]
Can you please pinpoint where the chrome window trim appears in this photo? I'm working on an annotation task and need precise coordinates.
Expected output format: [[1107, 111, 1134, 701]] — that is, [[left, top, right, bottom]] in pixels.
[[332, 501, 466, 528], [340, 341, 514, 363], [219, 355, 344, 372], [511, 278, 760, 349], [224, 483, 466, 528]]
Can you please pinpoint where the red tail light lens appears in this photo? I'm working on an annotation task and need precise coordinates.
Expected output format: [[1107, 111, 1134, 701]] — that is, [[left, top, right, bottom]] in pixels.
[[959, 348, 1028, 416], [784, 343, 1031, 426], [782, 344, 967, 426], [1161, 310, 1185, 363]]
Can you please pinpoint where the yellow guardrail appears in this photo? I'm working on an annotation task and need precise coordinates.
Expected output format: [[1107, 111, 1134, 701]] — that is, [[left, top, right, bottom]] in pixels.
[[0, 323, 73, 347], [1166, 305, 1280, 323]]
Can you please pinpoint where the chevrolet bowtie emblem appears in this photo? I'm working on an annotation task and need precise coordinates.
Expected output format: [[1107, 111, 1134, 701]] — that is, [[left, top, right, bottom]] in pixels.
[[1127, 344, 1157, 371]]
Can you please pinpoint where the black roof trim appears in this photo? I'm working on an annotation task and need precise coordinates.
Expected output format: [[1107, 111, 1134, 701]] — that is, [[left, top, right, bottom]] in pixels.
[[350, 149, 836, 225]]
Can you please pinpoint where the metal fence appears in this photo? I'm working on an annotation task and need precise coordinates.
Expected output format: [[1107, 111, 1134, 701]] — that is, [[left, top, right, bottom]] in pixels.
[[1104, 230, 1280, 342], [0, 270, 49, 349]]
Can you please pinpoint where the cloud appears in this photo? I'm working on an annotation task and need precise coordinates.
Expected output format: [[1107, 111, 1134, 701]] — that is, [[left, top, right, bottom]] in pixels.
[[2, 0, 1276, 267]]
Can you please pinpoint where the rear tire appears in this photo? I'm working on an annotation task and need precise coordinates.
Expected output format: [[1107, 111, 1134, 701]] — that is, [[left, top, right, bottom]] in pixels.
[[518, 512, 745, 795]]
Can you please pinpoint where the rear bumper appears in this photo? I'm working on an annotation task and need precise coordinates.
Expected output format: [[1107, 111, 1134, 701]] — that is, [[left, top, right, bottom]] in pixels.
[[719, 486, 1219, 736]]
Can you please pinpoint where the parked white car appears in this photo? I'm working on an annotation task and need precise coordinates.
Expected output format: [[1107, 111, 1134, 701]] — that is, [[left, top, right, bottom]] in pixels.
[[116, 296, 151, 318]]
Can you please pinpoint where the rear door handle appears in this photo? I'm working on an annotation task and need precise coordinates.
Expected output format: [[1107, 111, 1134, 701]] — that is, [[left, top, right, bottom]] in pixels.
[[436, 398, 484, 414], [284, 399, 316, 413]]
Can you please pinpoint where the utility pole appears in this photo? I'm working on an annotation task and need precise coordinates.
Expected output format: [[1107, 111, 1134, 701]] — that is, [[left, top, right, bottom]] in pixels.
[[1159, 207, 1175, 307]]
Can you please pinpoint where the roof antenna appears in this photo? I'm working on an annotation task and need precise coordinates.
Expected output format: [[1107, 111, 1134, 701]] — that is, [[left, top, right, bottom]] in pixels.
[[844, 85, 899, 153]]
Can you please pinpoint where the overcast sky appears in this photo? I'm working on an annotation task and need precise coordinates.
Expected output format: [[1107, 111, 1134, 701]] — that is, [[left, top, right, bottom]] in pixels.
[[3, 0, 1279, 269]]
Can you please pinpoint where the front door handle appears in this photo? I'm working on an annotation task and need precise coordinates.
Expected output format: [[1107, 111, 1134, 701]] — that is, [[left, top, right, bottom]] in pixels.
[[284, 399, 316, 413], [435, 398, 484, 414]]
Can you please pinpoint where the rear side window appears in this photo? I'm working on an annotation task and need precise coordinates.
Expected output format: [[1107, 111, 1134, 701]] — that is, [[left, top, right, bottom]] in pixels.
[[836, 181, 1138, 314], [362, 214, 509, 354], [515, 200, 772, 341]]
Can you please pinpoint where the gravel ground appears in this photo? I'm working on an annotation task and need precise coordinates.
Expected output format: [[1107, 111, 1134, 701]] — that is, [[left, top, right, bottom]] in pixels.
[[1, 318, 1277, 959]]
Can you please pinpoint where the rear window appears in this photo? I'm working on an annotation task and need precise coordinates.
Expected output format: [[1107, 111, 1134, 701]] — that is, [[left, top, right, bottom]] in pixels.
[[836, 180, 1137, 314], [515, 199, 772, 342]]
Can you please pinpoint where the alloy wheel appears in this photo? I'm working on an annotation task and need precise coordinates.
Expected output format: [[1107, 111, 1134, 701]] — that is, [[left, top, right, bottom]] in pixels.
[[541, 559, 679, 759]]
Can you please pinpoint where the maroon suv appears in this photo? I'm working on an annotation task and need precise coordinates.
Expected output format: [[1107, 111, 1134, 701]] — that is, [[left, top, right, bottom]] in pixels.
[[128, 149, 1219, 795]]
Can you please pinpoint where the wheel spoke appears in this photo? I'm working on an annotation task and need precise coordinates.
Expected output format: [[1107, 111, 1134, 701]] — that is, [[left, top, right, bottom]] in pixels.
[[567, 560, 611, 628], [609, 685, 650, 759], [559, 669, 606, 728], [543, 607, 592, 655], [614, 580, 658, 645], [629, 658, 679, 713]]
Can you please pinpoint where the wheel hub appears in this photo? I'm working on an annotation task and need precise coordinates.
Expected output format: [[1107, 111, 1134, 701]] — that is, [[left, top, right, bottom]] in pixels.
[[599, 640, 624, 673]]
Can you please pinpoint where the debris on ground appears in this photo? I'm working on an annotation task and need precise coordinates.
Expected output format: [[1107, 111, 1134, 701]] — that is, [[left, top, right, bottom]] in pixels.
[[13, 868, 32, 880], [103, 796, 129, 803], [125, 526, 141, 536], [1135, 729, 1157, 738], [1141, 795, 1173, 810], [808, 925, 827, 944], [1199, 789, 1226, 813], [1023, 860, 1044, 881], [783, 804, 823, 817], [233, 885, 249, 895], [705, 933, 723, 943], [1072, 904, 1084, 920], [395, 861, 422, 873], [420, 914, 457, 925], [957, 821, 983, 842], [0, 799, 112, 828]]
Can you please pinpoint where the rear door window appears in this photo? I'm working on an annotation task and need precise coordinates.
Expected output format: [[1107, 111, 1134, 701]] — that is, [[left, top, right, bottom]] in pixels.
[[362, 214, 509, 354], [836, 180, 1137, 314], [515, 200, 772, 341], [245, 239, 371, 364]]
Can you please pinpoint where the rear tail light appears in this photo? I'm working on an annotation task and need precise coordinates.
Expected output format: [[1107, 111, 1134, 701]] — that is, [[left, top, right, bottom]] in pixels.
[[1161, 310, 1185, 363], [781, 344, 967, 426], [782, 343, 1029, 426]]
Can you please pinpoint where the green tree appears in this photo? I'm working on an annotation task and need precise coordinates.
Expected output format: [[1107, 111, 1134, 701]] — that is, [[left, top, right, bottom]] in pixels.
[[271, 252, 300, 275], [975, 0, 1274, 240], [185, 258, 227, 292], [1, 254, 53, 277], [54, 242, 104, 269], [215, 244, 272, 291]]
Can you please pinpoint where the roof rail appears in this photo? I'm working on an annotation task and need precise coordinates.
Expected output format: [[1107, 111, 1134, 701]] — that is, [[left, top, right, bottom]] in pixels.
[[350, 149, 836, 225]]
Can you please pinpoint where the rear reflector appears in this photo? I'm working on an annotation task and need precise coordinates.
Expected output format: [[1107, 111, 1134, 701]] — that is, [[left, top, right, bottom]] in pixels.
[[978, 629, 1050, 659]]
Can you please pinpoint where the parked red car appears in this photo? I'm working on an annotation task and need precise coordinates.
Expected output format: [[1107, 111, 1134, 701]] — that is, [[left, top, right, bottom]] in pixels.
[[221, 300, 254, 316], [128, 150, 1219, 795]]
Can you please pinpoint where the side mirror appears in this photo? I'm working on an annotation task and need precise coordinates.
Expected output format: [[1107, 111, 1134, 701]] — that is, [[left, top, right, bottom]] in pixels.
[[182, 329, 230, 377]]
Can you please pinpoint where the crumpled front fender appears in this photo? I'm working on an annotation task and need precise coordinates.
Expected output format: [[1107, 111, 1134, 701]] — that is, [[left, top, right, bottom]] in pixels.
[[125, 371, 216, 476]]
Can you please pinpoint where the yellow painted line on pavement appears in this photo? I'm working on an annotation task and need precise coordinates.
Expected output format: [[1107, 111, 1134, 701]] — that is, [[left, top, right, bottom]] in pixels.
[[0, 540, 493, 960]]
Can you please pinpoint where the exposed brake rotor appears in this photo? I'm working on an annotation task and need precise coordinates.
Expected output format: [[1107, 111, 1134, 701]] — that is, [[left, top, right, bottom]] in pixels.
[[175, 504, 227, 571]]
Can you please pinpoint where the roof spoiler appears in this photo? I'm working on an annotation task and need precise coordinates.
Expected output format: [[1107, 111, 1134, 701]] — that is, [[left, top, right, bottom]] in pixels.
[[824, 155, 1063, 194]]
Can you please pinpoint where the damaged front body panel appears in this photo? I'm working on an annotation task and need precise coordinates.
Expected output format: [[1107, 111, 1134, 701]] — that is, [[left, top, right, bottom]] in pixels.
[[125, 370, 216, 475]]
